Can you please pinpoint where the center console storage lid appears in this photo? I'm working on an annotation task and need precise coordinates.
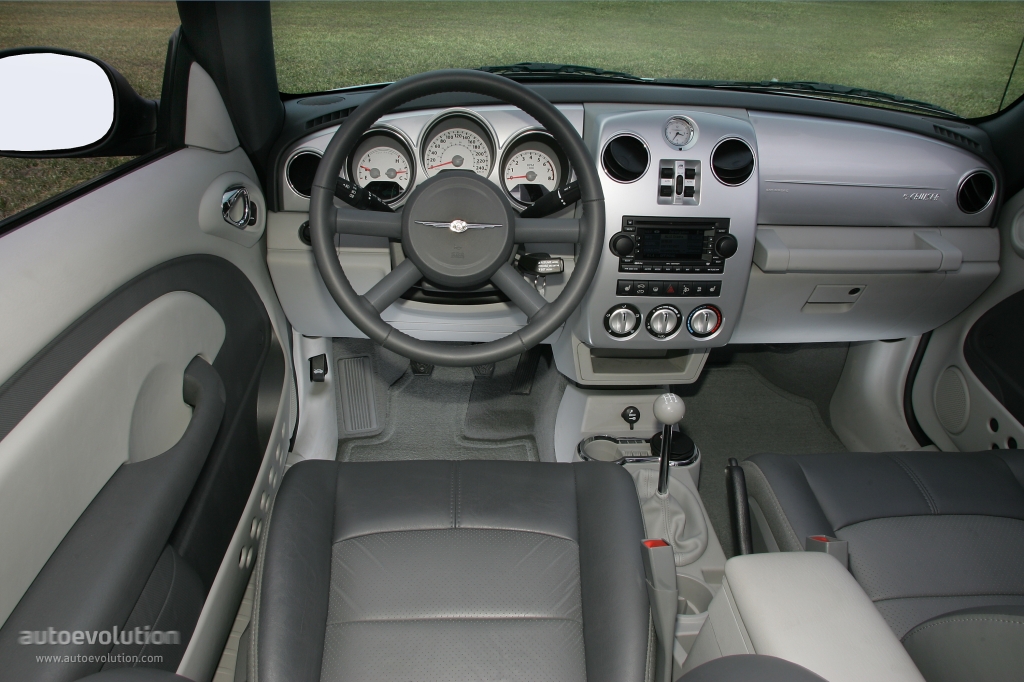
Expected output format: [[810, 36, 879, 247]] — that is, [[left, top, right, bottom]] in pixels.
[[685, 552, 924, 682]]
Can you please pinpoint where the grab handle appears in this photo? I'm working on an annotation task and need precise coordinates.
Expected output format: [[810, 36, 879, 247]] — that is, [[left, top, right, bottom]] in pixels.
[[754, 229, 962, 273]]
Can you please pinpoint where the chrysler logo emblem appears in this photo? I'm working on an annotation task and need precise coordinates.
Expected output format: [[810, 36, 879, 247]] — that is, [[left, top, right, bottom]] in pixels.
[[415, 219, 502, 233]]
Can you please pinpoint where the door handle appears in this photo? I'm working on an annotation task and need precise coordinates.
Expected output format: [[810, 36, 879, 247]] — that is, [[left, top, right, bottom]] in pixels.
[[222, 186, 252, 228]]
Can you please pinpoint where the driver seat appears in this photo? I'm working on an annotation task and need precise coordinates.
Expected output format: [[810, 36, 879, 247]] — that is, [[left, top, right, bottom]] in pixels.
[[249, 459, 652, 682]]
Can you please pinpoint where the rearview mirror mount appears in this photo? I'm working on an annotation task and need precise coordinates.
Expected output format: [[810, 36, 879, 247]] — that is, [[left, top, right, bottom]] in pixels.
[[0, 48, 158, 158]]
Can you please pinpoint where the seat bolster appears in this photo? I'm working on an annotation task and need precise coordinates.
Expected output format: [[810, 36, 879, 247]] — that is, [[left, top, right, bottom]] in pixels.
[[677, 655, 828, 682], [572, 462, 650, 682], [902, 606, 1024, 682], [742, 455, 832, 551], [996, 451, 1024, 489], [254, 460, 337, 682]]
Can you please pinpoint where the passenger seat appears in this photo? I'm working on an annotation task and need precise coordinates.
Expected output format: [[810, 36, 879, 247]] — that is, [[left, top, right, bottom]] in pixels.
[[742, 451, 1024, 682]]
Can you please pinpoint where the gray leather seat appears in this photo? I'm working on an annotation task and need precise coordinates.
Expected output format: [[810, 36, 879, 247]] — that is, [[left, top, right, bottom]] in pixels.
[[250, 460, 651, 682], [742, 450, 1024, 682]]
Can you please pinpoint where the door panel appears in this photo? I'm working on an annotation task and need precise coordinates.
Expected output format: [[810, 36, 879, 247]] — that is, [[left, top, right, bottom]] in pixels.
[[0, 60, 293, 680], [912, 187, 1024, 451], [0, 356, 225, 682], [0, 291, 224, 629]]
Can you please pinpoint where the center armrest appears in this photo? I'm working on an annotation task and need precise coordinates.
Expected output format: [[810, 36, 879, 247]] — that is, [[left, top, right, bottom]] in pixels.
[[681, 552, 925, 682]]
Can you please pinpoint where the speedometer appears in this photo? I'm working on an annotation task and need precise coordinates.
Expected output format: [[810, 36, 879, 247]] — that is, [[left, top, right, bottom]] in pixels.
[[423, 127, 491, 178], [355, 146, 411, 201], [504, 150, 558, 204]]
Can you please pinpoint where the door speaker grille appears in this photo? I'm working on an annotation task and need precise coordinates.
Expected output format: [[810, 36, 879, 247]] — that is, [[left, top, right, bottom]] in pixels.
[[934, 366, 970, 434]]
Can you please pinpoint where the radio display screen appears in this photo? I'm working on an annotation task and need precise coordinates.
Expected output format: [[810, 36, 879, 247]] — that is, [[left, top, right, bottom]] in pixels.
[[637, 228, 705, 261]]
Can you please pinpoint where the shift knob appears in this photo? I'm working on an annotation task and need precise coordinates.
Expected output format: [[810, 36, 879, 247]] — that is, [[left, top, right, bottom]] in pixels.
[[653, 393, 684, 426]]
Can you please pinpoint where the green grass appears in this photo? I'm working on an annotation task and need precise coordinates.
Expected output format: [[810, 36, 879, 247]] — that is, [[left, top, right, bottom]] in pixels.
[[2, 1, 1023, 221], [0, 2, 179, 220], [272, 1, 1024, 117]]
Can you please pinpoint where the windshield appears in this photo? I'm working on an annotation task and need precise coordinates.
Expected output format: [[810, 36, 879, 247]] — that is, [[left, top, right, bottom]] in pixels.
[[272, 0, 1024, 119]]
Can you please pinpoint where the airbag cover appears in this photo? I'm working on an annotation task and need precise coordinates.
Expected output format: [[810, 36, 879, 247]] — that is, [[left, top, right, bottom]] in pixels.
[[401, 171, 515, 288]]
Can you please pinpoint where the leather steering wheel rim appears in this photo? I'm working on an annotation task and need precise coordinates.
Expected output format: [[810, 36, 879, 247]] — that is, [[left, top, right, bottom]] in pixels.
[[309, 69, 604, 367]]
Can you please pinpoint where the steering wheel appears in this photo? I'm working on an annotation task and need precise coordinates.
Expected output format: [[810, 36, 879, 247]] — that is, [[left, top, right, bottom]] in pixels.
[[310, 69, 604, 367]]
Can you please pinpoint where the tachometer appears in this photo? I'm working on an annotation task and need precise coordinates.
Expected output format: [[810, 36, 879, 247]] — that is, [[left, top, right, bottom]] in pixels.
[[355, 146, 411, 201], [423, 127, 491, 178], [504, 149, 558, 204]]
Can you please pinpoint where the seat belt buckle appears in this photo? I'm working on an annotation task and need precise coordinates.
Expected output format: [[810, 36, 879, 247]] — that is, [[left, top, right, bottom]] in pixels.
[[806, 534, 849, 568]]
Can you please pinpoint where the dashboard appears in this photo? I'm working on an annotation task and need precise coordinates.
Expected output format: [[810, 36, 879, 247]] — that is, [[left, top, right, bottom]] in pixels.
[[267, 95, 1001, 380]]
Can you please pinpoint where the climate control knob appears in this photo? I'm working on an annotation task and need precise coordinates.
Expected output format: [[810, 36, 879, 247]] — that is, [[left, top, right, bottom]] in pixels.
[[687, 305, 722, 338], [610, 233, 635, 257], [646, 304, 681, 339], [604, 303, 641, 337]]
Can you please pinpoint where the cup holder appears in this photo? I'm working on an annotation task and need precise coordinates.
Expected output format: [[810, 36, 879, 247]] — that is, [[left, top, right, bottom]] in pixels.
[[676, 574, 713, 615], [577, 434, 698, 466]]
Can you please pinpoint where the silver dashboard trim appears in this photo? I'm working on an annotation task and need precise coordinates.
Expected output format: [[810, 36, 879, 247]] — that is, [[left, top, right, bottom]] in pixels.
[[344, 123, 419, 207], [284, 147, 323, 199], [600, 132, 651, 184], [709, 136, 757, 187], [956, 169, 997, 214]]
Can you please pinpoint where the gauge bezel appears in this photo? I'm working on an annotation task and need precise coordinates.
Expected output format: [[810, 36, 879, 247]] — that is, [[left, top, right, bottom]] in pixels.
[[419, 110, 497, 179], [344, 125, 417, 206], [600, 132, 650, 184], [285, 147, 324, 199], [664, 115, 699, 151], [499, 129, 572, 210]]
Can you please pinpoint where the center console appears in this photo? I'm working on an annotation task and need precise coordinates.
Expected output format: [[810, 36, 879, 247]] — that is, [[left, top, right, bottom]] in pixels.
[[561, 106, 759, 373]]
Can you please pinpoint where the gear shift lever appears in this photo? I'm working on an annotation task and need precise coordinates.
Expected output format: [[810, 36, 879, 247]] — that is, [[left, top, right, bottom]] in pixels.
[[653, 393, 685, 495]]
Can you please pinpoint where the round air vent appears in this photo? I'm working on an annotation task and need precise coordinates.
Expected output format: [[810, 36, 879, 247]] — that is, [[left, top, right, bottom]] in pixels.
[[602, 134, 649, 183], [711, 138, 754, 186], [286, 151, 322, 198], [957, 171, 995, 214], [934, 366, 970, 434]]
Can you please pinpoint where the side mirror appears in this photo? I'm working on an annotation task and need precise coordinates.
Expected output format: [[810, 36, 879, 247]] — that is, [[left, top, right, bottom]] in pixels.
[[0, 48, 157, 158]]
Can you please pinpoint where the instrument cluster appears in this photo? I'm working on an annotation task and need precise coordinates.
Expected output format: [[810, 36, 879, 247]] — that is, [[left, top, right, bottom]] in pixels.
[[286, 109, 574, 212]]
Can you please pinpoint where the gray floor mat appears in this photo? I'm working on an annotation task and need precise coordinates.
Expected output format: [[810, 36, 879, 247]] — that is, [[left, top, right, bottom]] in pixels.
[[677, 364, 846, 557], [338, 364, 541, 462]]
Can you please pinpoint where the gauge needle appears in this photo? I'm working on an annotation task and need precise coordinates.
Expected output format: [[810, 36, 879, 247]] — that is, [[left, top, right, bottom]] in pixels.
[[395, 169, 408, 173], [506, 175, 529, 180], [360, 165, 373, 171], [428, 161, 454, 170]]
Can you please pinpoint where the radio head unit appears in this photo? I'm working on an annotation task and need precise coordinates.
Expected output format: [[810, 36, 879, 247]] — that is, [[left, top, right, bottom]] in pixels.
[[612, 216, 733, 275]]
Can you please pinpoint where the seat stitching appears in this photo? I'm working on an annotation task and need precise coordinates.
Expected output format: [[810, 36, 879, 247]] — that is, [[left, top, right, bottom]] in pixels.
[[888, 453, 938, 514], [903, 617, 1024, 642], [572, 465, 589, 674], [743, 460, 802, 551], [873, 592, 1024, 602], [449, 460, 456, 528], [327, 616, 585, 625], [331, 527, 581, 545]]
